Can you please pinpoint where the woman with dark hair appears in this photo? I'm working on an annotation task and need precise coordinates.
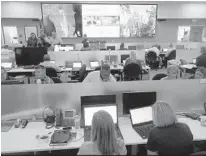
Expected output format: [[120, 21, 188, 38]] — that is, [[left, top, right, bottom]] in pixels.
[[27, 33, 38, 47]]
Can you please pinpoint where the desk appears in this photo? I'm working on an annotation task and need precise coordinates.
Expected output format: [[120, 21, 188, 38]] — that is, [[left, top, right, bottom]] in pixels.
[[118, 116, 206, 145], [1, 122, 84, 154]]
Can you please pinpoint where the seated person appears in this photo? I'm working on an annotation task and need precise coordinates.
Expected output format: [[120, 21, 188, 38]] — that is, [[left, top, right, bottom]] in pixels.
[[1, 45, 16, 67], [124, 51, 142, 70], [37, 33, 51, 50], [80, 41, 91, 51], [146, 44, 162, 67], [34, 65, 54, 84], [196, 46, 206, 68], [83, 62, 116, 82], [194, 67, 206, 79], [119, 43, 127, 50], [147, 101, 193, 156], [161, 65, 179, 80], [40, 54, 61, 73], [27, 33, 38, 47], [78, 110, 127, 155], [165, 43, 175, 57]]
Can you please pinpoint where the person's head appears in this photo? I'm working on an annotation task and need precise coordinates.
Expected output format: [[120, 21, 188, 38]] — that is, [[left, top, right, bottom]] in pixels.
[[152, 101, 178, 127], [166, 65, 179, 79], [195, 67, 206, 79], [92, 110, 118, 155], [200, 46, 206, 54], [120, 43, 124, 49], [34, 65, 46, 79], [52, 31, 57, 38], [83, 41, 89, 48], [100, 63, 111, 82], [1, 66, 8, 81], [43, 54, 51, 61], [30, 33, 36, 39]]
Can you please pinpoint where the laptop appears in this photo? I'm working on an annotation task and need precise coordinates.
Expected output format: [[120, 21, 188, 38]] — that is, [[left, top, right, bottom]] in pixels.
[[82, 104, 122, 141], [72, 62, 82, 70], [90, 61, 99, 69], [50, 60, 55, 64], [1, 62, 12, 69], [130, 106, 154, 139]]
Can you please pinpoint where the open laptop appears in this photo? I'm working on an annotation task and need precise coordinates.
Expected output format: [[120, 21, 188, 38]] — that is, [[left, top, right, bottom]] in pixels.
[[82, 104, 122, 141], [50, 60, 55, 64], [130, 106, 154, 139], [72, 62, 82, 70], [90, 61, 99, 69], [1, 62, 12, 69]]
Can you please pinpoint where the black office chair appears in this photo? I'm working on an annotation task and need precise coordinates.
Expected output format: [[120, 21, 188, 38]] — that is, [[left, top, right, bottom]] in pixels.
[[51, 77, 62, 83], [146, 51, 159, 70], [163, 50, 177, 68], [46, 67, 58, 78], [71, 64, 87, 82], [95, 66, 101, 71], [123, 63, 142, 81], [152, 73, 167, 80]]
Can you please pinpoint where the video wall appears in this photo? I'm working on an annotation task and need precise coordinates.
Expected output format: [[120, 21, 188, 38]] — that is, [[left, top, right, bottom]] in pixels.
[[41, 4, 157, 38]]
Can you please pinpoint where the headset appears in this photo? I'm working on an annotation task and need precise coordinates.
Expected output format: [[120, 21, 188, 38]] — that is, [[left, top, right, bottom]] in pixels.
[[42, 106, 56, 129]]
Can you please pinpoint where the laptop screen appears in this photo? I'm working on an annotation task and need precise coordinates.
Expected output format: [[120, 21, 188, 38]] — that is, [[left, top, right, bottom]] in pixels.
[[130, 106, 152, 125], [50, 60, 55, 64], [84, 105, 117, 126], [73, 62, 82, 68], [90, 61, 99, 68], [1, 62, 12, 68], [193, 59, 196, 64]]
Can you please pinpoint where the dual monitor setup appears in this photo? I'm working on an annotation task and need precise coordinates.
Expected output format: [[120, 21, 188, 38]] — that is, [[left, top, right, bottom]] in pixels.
[[81, 91, 156, 140]]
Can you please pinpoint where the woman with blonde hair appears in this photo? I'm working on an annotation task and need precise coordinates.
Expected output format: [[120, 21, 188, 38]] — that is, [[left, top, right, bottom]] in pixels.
[[147, 101, 193, 156], [78, 110, 127, 155]]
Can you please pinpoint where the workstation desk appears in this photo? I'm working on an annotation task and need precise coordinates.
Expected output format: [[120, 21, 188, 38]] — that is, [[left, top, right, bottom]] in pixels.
[[1, 80, 206, 155]]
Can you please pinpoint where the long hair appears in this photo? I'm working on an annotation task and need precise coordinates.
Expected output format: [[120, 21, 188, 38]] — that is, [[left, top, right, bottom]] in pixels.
[[152, 101, 178, 127], [92, 110, 119, 155]]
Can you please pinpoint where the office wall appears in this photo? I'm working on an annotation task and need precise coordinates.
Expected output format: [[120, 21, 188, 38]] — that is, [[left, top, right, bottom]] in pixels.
[[1, 1, 206, 44], [2, 80, 206, 120], [1, 19, 41, 45]]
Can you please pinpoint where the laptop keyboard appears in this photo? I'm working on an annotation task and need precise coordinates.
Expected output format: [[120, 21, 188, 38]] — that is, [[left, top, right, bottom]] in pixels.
[[133, 123, 154, 139], [84, 126, 123, 142]]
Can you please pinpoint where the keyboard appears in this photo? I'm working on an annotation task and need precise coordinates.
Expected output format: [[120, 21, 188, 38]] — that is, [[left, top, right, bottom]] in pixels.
[[184, 113, 200, 120], [84, 126, 123, 142], [133, 123, 154, 139]]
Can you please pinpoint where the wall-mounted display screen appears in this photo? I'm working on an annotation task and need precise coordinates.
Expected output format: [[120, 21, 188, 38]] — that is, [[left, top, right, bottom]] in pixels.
[[41, 4, 157, 38]]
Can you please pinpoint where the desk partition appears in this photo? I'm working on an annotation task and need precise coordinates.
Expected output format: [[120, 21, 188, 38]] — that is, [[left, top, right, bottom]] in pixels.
[[2, 80, 206, 120], [48, 49, 200, 67]]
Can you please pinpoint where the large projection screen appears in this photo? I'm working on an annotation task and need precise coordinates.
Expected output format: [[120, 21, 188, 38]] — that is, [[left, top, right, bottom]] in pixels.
[[41, 4, 157, 38]]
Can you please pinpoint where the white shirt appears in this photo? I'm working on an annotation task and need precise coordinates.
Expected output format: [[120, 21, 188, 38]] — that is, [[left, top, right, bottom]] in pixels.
[[146, 47, 160, 56], [83, 71, 116, 83], [40, 61, 61, 72]]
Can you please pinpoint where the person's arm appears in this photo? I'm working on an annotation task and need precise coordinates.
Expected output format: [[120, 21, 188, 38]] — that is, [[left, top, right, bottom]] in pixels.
[[53, 65, 61, 73], [146, 131, 158, 156]]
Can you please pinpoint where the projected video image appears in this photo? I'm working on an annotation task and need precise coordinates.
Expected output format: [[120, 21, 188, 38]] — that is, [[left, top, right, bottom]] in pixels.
[[120, 5, 157, 37], [42, 4, 82, 38]]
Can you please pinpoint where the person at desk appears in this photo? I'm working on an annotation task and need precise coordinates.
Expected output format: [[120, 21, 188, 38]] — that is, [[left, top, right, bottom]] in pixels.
[[124, 51, 142, 69], [34, 65, 54, 84], [161, 65, 179, 80], [119, 43, 127, 50], [27, 33, 38, 47], [83, 63, 116, 82], [165, 43, 175, 57], [80, 41, 91, 51], [48, 31, 63, 50], [146, 44, 162, 67], [40, 54, 61, 73], [78, 110, 127, 155], [37, 33, 51, 50], [196, 46, 206, 68], [194, 67, 206, 79], [147, 101, 193, 156]]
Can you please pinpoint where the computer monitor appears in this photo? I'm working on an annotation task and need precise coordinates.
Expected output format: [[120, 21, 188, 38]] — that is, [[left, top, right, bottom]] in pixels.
[[128, 46, 137, 50], [50, 60, 55, 64], [73, 62, 82, 68], [121, 54, 130, 63], [83, 104, 117, 127], [107, 46, 115, 50], [1, 62, 12, 69], [15, 47, 47, 66], [130, 106, 152, 125], [105, 55, 118, 65], [193, 58, 196, 64], [122, 92, 156, 114], [90, 61, 99, 68]]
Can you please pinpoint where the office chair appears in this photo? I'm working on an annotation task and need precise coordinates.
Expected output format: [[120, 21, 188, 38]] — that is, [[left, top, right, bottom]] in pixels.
[[46, 67, 58, 78], [51, 77, 62, 83], [123, 63, 142, 81], [71, 64, 87, 82], [152, 73, 167, 80], [146, 51, 159, 70], [163, 50, 177, 68], [95, 66, 101, 71]]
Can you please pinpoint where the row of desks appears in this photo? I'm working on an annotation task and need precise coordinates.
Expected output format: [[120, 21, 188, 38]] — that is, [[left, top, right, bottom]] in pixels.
[[2, 116, 206, 154]]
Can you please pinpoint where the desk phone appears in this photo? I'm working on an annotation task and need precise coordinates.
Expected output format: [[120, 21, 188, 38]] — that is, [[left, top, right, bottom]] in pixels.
[[61, 109, 76, 127]]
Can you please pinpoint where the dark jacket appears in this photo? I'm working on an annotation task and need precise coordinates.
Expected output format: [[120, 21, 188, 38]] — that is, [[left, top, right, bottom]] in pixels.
[[27, 37, 38, 47], [196, 53, 206, 68]]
